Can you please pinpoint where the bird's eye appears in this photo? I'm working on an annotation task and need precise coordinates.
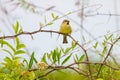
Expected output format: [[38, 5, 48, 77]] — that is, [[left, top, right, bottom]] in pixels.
[[67, 22, 69, 25]]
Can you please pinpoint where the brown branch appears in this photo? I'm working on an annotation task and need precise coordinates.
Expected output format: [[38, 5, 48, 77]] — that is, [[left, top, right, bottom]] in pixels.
[[1, 1, 120, 80], [0, 29, 86, 54], [68, 35, 92, 80], [0, 29, 113, 80], [0, 29, 91, 77], [66, 62, 119, 70], [97, 36, 120, 78], [0, 30, 57, 39], [1, 29, 120, 80], [83, 29, 120, 46], [0, 29, 91, 80], [0, 29, 91, 79], [31, 61, 119, 80], [34, 65, 88, 80], [67, 66, 88, 76], [34, 69, 56, 80]]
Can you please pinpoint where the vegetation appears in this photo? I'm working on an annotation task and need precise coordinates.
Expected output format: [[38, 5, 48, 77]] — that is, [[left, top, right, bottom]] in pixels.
[[0, 21, 120, 80], [0, 0, 120, 80]]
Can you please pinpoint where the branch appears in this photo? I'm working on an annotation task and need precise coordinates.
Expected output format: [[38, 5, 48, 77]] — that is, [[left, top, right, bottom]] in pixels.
[[68, 35, 92, 80], [97, 36, 120, 77], [67, 62, 119, 70], [29, 61, 119, 80], [34, 69, 56, 80], [86, 13, 120, 17], [0, 30, 90, 80], [1, 28, 120, 80]]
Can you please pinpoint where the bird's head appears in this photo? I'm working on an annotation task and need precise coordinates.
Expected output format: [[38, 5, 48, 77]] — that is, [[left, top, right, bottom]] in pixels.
[[62, 19, 69, 25]]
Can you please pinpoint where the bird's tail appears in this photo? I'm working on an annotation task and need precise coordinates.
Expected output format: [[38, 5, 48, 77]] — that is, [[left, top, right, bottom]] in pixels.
[[63, 35, 68, 43]]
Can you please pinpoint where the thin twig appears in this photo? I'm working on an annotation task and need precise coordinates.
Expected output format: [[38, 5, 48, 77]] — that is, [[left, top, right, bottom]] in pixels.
[[97, 37, 120, 78]]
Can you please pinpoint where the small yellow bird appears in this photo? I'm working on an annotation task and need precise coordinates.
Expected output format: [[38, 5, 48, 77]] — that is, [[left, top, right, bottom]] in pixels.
[[60, 19, 72, 43]]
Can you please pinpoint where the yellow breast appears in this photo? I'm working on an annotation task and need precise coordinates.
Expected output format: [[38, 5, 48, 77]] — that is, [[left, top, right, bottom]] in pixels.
[[60, 24, 72, 34]]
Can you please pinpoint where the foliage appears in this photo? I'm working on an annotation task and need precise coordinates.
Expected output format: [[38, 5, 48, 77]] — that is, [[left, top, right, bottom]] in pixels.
[[0, 21, 120, 80]]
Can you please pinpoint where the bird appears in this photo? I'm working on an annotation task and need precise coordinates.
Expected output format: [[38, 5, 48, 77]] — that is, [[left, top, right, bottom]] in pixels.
[[60, 19, 72, 43]]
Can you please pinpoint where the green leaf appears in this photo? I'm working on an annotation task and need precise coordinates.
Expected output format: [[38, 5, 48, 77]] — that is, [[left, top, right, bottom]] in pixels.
[[108, 34, 113, 40], [52, 50, 57, 63], [101, 46, 107, 56], [71, 41, 77, 49], [93, 42, 98, 49], [4, 57, 12, 64], [79, 54, 85, 61], [23, 59, 29, 67], [52, 48, 60, 64], [67, 12, 72, 14], [57, 50, 61, 64], [0, 40, 15, 52], [15, 37, 20, 49], [17, 44, 25, 49], [13, 56, 21, 60], [47, 53, 51, 60], [54, 16, 59, 20], [12, 24, 15, 32], [15, 21, 19, 34], [15, 35, 25, 50], [104, 35, 107, 40], [2, 49, 13, 57], [60, 47, 65, 53], [71, 41, 75, 48], [82, 35, 86, 41], [28, 52, 35, 69], [0, 37, 4, 48], [102, 40, 106, 46], [29, 71, 35, 80], [75, 54, 79, 61], [51, 13, 55, 18], [44, 16, 47, 24], [15, 50, 26, 55], [55, 48, 61, 64], [19, 28, 23, 33], [62, 53, 72, 65], [18, 44, 25, 49], [39, 22, 44, 28], [64, 47, 71, 54], [15, 37, 19, 45], [74, 56, 77, 63], [41, 53, 47, 63], [33, 57, 38, 63], [48, 22, 53, 26]]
